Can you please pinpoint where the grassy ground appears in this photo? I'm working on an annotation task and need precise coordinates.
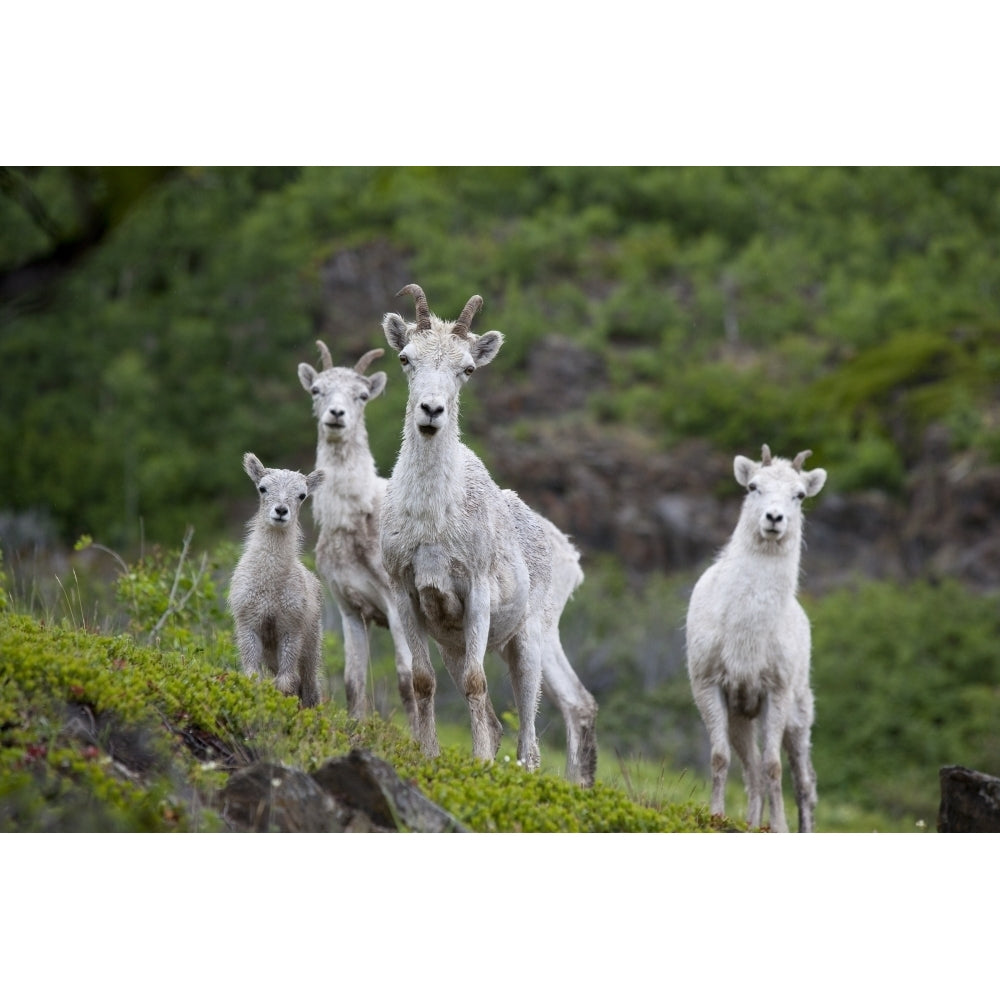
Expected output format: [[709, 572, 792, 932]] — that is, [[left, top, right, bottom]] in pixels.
[[415, 718, 930, 833], [0, 613, 723, 833]]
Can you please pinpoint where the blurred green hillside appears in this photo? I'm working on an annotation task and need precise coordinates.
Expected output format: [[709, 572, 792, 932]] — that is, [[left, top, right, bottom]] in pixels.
[[3, 166, 999, 550]]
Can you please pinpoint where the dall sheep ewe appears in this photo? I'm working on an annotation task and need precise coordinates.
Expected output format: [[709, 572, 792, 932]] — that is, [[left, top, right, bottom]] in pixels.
[[297, 342, 417, 729], [685, 444, 826, 832], [228, 452, 325, 708], [380, 284, 597, 780]]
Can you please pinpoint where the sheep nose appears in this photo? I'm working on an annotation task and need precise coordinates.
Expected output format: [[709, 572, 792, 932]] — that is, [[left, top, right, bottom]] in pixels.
[[421, 402, 445, 419], [766, 511, 783, 524], [328, 407, 344, 419], [275, 505, 289, 518]]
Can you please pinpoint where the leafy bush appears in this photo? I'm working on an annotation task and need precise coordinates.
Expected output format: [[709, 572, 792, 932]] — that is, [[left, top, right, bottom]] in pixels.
[[806, 578, 1000, 819], [5, 166, 1000, 548]]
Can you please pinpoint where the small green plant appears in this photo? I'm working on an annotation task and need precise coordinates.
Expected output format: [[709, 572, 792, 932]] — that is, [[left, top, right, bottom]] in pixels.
[[75, 530, 238, 662]]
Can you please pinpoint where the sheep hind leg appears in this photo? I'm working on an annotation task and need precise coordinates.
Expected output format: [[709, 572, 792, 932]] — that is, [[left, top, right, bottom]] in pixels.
[[503, 627, 543, 772], [783, 724, 817, 833], [541, 636, 598, 787]]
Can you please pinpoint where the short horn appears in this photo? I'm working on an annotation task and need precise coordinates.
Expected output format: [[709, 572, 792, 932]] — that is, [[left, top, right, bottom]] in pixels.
[[792, 449, 813, 471], [452, 294, 483, 339], [316, 340, 334, 371], [761, 444, 773, 466], [397, 283, 432, 331], [354, 348, 385, 374]]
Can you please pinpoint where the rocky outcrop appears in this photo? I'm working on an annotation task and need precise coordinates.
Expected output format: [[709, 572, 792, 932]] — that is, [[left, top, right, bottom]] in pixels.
[[218, 748, 466, 833], [938, 765, 1000, 833]]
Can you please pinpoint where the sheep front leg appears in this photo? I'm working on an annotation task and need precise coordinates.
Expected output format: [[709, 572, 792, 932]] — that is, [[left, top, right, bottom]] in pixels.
[[446, 648, 502, 763], [298, 618, 323, 709], [460, 581, 503, 762], [760, 697, 790, 833], [729, 714, 763, 828], [385, 601, 418, 735], [275, 631, 305, 699], [339, 608, 371, 719], [783, 724, 817, 833], [394, 587, 439, 757], [692, 681, 731, 818], [236, 626, 265, 679]]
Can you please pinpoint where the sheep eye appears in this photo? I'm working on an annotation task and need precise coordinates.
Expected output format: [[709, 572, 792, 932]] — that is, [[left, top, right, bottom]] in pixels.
[[796, 490, 806, 500], [311, 386, 320, 396], [258, 486, 267, 494], [359, 392, 369, 401], [399, 354, 409, 366], [747, 483, 757, 492], [464, 365, 475, 377], [298, 492, 307, 501]]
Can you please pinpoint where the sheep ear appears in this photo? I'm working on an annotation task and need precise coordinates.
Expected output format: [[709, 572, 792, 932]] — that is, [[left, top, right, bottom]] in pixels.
[[298, 363, 318, 392], [244, 453, 266, 485], [306, 469, 325, 494], [802, 467, 827, 497], [471, 330, 504, 367], [367, 371, 387, 400], [733, 455, 757, 487], [383, 313, 411, 352]]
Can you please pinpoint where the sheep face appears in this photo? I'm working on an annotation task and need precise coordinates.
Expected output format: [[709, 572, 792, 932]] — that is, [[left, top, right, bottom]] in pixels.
[[383, 315, 503, 439], [733, 448, 826, 546], [298, 362, 387, 444], [243, 453, 324, 529]]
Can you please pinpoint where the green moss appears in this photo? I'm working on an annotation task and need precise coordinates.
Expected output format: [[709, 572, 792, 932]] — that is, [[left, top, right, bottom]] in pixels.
[[0, 613, 720, 833]]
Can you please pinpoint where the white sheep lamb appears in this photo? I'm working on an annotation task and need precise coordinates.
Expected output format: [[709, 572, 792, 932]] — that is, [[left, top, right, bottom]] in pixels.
[[297, 342, 417, 729], [685, 444, 826, 832], [228, 452, 326, 708]]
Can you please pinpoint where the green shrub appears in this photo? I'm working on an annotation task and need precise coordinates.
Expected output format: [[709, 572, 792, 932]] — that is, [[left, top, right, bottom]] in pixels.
[[806, 578, 1000, 818]]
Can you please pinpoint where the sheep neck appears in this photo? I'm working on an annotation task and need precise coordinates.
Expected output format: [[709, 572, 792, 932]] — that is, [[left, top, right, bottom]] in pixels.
[[313, 429, 381, 533], [393, 413, 466, 531], [725, 520, 804, 600], [244, 518, 304, 568]]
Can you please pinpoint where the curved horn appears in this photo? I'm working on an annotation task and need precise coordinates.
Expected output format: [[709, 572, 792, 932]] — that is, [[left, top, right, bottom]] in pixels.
[[792, 449, 813, 471], [452, 294, 483, 339], [396, 283, 432, 331], [354, 347, 385, 374], [761, 443, 773, 466], [315, 340, 334, 371]]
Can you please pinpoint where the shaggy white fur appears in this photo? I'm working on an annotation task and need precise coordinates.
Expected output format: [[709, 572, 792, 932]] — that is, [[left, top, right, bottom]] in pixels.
[[298, 343, 416, 728], [686, 444, 826, 832], [379, 284, 597, 782], [228, 453, 325, 708]]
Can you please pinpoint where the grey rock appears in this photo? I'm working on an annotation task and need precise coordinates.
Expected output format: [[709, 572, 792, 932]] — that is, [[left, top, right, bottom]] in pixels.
[[937, 765, 1000, 832]]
